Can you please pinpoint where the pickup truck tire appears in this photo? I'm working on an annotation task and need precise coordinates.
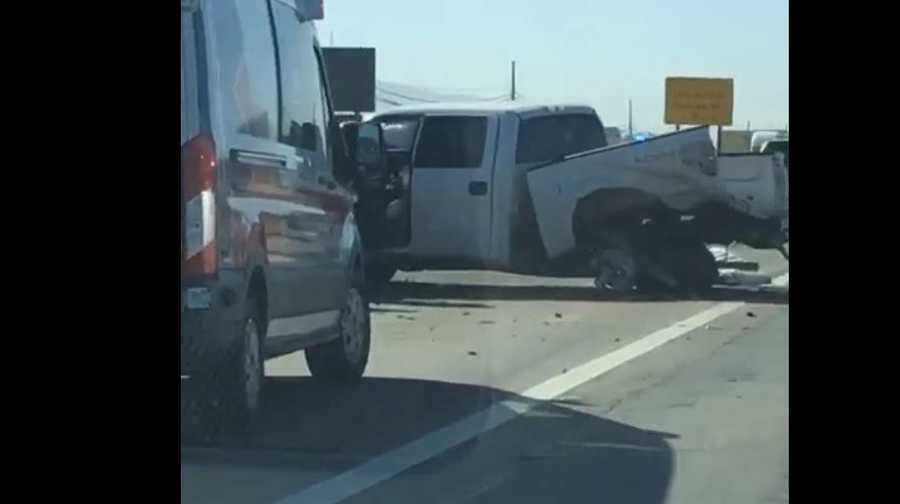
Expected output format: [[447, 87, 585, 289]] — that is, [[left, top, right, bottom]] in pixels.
[[663, 239, 718, 292], [305, 285, 371, 383], [591, 248, 638, 292]]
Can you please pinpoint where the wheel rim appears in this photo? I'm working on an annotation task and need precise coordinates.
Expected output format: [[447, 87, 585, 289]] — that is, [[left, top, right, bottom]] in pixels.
[[340, 288, 367, 363], [243, 318, 261, 412], [592, 249, 637, 292]]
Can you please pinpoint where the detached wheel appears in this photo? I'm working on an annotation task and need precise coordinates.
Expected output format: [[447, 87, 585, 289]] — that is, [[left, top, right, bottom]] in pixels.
[[306, 286, 370, 382]]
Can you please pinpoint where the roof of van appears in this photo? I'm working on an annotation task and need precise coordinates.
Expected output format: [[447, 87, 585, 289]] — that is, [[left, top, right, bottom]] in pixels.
[[370, 101, 597, 118]]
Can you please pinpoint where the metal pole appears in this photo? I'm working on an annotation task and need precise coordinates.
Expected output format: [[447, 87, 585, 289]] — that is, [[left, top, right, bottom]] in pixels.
[[676, 124, 681, 131], [628, 100, 633, 138], [511, 61, 516, 101], [716, 125, 723, 155]]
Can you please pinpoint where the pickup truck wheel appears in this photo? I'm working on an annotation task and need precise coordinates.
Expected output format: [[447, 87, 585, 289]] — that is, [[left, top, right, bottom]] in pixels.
[[305, 286, 370, 383], [591, 248, 637, 292], [664, 240, 718, 292]]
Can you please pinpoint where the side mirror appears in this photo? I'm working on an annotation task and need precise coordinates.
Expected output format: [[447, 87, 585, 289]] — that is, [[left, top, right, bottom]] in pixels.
[[339, 121, 360, 162], [356, 122, 384, 166], [332, 121, 358, 183]]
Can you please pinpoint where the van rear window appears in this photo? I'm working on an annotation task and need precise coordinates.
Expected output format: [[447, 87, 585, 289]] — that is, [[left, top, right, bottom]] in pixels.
[[414, 116, 487, 168]]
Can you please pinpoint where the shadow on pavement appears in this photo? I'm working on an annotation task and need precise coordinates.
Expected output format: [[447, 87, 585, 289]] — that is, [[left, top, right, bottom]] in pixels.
[[182, 377, 674, 504], [377, 281, 788, 305], [391, 299, 495, 309]]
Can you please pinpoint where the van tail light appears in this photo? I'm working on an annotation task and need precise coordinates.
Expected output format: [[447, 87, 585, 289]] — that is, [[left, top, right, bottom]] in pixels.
[[182, 134, 217, 278]]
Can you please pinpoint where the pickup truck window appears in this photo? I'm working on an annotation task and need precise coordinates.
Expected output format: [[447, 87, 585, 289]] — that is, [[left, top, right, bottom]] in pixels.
[[414, 116, 487, 168], [379, 117, 421, 152], [516, 113, 607, 164]]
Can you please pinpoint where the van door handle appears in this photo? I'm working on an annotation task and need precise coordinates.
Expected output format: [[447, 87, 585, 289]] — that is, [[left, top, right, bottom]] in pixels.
[[230, 149, 287, 168], [469, 181, 488, 196]]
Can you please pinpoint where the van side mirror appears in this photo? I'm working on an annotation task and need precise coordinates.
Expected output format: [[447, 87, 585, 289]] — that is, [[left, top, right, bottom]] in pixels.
[[356, 122, 384, 166]]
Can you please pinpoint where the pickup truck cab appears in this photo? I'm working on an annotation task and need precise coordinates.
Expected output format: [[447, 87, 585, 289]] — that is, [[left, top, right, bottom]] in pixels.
[[181, 0, 374, 430], [361, 103, 606, 279], [359, 103, 788, 291]]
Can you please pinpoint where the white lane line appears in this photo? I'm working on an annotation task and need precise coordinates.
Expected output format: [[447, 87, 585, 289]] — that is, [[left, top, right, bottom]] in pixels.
[[273, 273, 788, 504], [516, 301, 744, 402]]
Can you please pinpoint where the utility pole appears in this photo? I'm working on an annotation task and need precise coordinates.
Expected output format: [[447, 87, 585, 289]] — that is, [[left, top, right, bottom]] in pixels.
[[747, 120, 751, 131], [628, 99, 633, 138], [511, 61, 517, 101]]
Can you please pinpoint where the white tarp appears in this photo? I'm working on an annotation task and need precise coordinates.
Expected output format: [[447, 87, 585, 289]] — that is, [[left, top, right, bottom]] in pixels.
[[375, 81, 510, 113]]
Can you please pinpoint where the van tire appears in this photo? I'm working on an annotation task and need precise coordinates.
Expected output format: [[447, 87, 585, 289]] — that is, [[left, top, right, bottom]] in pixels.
[[366, 264, 397, 293], [305, 285, 370, 383], [199, 297, 265, 437]]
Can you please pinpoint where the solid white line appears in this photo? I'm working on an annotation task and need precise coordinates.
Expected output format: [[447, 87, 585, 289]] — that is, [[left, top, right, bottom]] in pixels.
[[273, 273, 788, 504], [516, 301, 744, 402]]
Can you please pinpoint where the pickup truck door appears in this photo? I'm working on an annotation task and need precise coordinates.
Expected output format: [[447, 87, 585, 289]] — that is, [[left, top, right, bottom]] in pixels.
[[409, 115, 498, 262]]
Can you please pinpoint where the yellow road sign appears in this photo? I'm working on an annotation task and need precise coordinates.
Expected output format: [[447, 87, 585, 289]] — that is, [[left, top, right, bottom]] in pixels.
[[665, 77, 734, 126]]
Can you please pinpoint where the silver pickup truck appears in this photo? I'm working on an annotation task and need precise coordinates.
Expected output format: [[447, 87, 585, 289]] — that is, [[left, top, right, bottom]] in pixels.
[[355, 102, 788, 291]]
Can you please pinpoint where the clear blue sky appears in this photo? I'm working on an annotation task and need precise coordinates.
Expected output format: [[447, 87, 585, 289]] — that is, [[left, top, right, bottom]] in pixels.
[[318, 0, 788, 132]]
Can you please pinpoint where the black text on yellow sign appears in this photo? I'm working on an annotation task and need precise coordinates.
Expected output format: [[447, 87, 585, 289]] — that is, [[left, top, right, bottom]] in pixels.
[[664, 77, 734, 126]]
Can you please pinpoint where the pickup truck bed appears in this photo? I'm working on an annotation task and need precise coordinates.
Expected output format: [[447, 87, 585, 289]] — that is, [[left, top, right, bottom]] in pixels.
[[527, 126, 788, 261]]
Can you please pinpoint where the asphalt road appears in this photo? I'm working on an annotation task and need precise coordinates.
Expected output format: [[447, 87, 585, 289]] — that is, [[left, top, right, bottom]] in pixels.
[[181, 244, 788, 504]]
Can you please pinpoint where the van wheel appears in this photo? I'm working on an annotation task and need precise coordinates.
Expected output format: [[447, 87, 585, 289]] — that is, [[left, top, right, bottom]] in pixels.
[[203, 300, 265, 436], [306, 287, 370, 382], [366, 264, 397, 290]]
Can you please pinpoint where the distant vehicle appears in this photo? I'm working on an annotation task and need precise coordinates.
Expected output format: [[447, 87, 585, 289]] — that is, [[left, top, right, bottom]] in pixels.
[[751, 130, 788, 153], [356, 103, 789, 292], [623, 131, 655, 142], [181, 0, 374, 428], [761, 139, 788, 168], [719, 130, 753, 154]]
